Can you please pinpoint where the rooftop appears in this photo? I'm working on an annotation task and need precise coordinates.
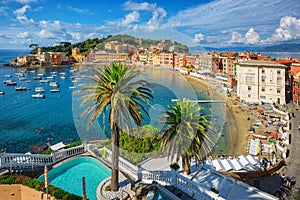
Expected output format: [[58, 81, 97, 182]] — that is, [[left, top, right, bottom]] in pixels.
[[239, 60, 287, 68]]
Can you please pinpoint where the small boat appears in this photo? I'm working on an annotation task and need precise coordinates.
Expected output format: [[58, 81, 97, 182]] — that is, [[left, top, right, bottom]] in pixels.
[[35, 87, 45, 92], [70, 76, 77, 79], [50, 72, 57, 75], [72, 79, 78, 83], [26, 80, 32, 83], [19, 77, 27, 81], [49, 81, 59, 87], [29, 70, 35, 73], [33, 76, 42, 80], [0, 91, 5, 95], [59, 72, 66, 76], [6, 80, 17, 85], [50, 88, 60, 93], [15, 72, 25, 77], [15, 86, 27, 91], [4, 75, 12, 78], [47, 76, 54, 79], [40, 79, 49, 83], [69, 86, 76, 89], [32, 94, 45, 98], [60, 76, 66, 79], [37, 73, 44, 77]]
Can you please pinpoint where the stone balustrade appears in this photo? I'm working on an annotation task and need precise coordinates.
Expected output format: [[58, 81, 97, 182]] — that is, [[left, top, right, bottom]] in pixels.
[[0, 145, 86, 171]]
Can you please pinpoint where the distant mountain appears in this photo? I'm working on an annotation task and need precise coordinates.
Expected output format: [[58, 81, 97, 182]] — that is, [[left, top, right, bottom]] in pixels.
[[202, 46, 259, 53], [259, 44, 300, 52]]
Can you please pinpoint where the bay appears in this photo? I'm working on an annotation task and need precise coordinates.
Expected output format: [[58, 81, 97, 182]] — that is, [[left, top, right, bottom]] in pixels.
[[0, 49, 227, 155]]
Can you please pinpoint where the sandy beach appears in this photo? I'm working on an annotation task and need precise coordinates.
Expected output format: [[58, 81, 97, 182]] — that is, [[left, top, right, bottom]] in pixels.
[[186, 75, 250, 156]]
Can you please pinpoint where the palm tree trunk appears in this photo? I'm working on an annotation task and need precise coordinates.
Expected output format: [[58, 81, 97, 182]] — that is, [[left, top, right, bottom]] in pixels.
[[182, 155, 191, 175], [110, 123, 120, 191]]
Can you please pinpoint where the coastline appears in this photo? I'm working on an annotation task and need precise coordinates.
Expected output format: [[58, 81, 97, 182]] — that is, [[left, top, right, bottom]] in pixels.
[[185, 75, 247, 156]]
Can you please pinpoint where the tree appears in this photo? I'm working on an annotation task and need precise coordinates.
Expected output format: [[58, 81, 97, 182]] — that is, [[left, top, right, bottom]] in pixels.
[[29, 44, 38, 49], [161, 98, 216, 175], [76, 62, 153, 191]]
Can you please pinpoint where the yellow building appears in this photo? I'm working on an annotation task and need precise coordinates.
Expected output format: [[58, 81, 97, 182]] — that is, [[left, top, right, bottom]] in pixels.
[[72, 47, 86, 62]]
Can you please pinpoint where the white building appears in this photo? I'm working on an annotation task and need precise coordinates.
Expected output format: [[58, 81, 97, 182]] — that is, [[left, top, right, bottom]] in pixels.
[[237, 60, 287, 105]]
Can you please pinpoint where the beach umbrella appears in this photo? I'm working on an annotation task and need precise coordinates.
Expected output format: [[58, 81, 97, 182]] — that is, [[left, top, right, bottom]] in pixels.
[[82, 177, 87, 200]]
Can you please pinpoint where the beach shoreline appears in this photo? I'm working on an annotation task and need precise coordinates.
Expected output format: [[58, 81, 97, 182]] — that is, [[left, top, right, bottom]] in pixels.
[[185, 75, 247, 156]]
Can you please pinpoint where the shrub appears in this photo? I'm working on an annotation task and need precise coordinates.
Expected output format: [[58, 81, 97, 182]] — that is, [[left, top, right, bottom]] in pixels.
[[0, 176, 14, 184], [65, 141, 83, 149], [104, 185, 111, 191]]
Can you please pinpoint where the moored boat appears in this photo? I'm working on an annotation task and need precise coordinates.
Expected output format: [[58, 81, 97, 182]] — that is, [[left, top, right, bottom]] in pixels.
[[0, 91, 5, 95], [47, 76, 54, 79], [33, 76, 42, 80], [49, 81, 59, 87], [50, 88, 60, 93], [40, 79, 49, 83], [35, 87, 45, 92], [15, 86, 27, 91], [4, 75, 12, 78], [5, 80, 17, 85], [32, 93, 45, 98]]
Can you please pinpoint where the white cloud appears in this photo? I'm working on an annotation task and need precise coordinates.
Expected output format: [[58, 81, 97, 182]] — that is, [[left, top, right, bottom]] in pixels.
[[69, 32, 81, 41], [193, 33, 204, 43], [4, 0, 37, 4], [13, 5, 30, 15], [17, 31, 29, 38], [121, 11, 140, 26], [38, 29, 54, 38], [123, 1, 156, 11], [147, 7, 166, 27], [123, 1, 167, 27], [230, 31, 244, 43], [67, 6, 89, 14], [39, 20, 62, 31], [266, 16, 300, 42], [13, 5, 36, 25], [245, 28, 260, 44]]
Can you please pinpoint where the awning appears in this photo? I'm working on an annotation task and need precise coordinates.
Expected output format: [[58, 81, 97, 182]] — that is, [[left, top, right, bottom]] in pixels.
[[50, 142, 66, 151]]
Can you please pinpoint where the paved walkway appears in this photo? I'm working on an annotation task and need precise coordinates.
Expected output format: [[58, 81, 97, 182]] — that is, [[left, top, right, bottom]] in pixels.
[[282, 104, 300, 187]]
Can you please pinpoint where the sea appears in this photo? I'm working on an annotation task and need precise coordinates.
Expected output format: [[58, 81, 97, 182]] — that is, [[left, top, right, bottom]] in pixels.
[[0, 49, 227, 155]]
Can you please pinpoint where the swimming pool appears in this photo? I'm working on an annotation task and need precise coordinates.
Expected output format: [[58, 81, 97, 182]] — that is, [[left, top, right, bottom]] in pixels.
[[38, 156, 111, 200]]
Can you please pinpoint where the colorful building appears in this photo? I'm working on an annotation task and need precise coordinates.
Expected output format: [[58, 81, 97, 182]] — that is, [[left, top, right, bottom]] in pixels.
[[237, 60, 287, 105]]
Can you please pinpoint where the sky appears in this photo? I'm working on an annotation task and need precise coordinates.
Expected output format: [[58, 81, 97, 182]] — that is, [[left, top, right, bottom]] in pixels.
[[0, 0, 300, 49]]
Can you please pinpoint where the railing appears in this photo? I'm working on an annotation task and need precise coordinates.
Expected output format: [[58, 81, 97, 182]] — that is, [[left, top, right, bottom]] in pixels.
[[101, 147, 139, 180], [0, 145, 86, 171], [97, 147, 221, 200]]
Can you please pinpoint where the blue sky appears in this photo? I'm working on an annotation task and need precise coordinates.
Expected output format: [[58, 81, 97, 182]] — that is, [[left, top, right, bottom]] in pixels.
[[0, 0, 300, 49]]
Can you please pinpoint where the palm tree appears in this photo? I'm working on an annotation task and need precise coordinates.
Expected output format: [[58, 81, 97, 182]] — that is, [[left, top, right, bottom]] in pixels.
[[76, 62, 153, 191], [161, 98, 216, 175]]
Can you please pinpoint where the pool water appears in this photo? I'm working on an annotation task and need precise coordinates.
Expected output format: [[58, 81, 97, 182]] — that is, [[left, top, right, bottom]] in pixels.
[[38, 156, 111, 200], [152, 190, 170, 200]]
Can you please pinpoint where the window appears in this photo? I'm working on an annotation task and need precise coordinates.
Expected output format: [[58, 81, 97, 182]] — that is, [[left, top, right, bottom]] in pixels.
[[262, 87, 265, 92], [262, 69, 265, 73], [277, 70, 281, 75], [248, 94, 251, 97], [262, 76, 265, 82], [277, 78, 282, 84], [277, 89, 281, 94], [260, 96, 266, 99], [248, 86, 251, 91]]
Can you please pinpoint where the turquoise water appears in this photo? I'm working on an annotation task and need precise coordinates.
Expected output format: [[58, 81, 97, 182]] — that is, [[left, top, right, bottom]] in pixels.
[[152, 190, 170, 200], [0, 49, 227, 154], [38, 156, 111, 200]]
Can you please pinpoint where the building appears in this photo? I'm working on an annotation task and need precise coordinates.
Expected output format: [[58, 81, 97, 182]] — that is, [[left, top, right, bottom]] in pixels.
[[72, 47, 86, 62], [48, 52, 67, 65], [237, 60, 287, 105], [291, 63, 300, 106]]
